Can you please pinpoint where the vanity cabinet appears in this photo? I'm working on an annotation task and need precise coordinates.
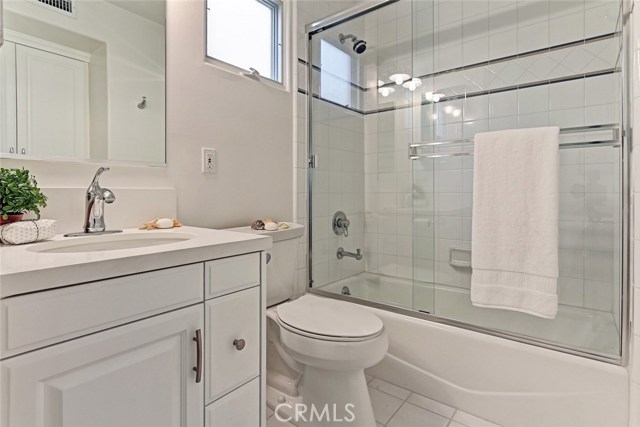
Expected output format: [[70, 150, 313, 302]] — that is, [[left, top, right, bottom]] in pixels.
[[1, 305, 204, 427], [0, 251, 266, 427]]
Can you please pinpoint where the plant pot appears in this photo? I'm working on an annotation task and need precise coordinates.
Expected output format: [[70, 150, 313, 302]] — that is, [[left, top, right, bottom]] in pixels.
[[0, 213, 24, 225]]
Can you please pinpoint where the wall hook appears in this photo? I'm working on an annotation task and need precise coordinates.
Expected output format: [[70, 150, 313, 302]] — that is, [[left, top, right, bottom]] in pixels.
[[137, 96, 147, 109]]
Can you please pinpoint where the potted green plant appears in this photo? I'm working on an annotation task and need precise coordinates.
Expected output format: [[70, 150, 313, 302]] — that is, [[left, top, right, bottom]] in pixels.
[[0, 168, 48, 224]]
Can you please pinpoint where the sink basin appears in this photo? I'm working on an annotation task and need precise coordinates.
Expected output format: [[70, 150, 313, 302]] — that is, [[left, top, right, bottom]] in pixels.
[[28, 232, 197, 254]]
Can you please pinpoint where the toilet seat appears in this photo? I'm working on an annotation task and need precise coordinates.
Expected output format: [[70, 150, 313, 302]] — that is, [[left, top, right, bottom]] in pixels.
[[276, 295, 384, 342]]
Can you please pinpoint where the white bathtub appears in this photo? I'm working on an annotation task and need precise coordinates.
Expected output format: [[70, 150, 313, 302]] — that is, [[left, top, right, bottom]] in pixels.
[[315, 274, 629, 427]]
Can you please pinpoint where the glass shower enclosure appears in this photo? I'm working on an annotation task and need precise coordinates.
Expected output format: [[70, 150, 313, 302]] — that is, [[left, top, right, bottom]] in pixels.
[[306, 0, 628, 363]]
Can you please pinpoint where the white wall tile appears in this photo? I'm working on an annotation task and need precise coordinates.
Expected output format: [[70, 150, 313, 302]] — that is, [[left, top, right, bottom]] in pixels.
[[550, 10, 585, 45], [550, 80, 586, 111]]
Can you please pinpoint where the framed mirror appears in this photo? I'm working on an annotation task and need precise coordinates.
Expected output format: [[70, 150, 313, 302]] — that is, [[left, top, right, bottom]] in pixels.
[[0, 0, 165, 164]]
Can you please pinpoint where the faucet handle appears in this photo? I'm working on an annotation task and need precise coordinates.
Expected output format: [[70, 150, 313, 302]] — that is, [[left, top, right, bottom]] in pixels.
[[101, 188, 116, 203]]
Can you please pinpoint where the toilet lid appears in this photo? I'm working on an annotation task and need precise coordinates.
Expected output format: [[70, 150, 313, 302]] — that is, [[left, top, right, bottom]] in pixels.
[[277, 295, 384, 339]]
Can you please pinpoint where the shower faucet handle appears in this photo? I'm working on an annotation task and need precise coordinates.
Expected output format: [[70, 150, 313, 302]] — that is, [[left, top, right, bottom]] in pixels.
[[332, 211, 351, 237]]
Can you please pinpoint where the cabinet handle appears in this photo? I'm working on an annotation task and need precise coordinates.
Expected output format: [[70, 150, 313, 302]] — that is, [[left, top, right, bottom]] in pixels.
[[21, 148, 25, 155], [233, 338, 246, 351], [9, 147, 14, 153], [193, 329, 202, 383]]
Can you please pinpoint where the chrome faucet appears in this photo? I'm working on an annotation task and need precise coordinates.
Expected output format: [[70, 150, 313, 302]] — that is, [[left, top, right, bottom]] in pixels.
[[337, 247, 363, 260], [65, 167, 121, 237]]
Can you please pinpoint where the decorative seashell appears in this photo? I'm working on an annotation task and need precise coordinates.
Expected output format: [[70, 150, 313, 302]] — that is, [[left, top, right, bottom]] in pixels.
[[139, 218, 159, 230], [264, 222, 278, 231], [155, 218, 174, 229], [277, 222, 289, 230], [261, 218, 275, 224], [251, 220, 265, 230]]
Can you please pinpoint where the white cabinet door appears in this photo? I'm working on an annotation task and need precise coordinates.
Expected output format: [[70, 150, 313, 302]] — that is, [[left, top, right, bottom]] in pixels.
[[16, 44, 88, 157], [1, 305, 204, 427], [0, 41, 16, 154], [206, 286, 260, 403]]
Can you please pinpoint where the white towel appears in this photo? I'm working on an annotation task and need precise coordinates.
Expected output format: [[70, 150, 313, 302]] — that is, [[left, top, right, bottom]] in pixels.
[[471, 127, 560, 319]]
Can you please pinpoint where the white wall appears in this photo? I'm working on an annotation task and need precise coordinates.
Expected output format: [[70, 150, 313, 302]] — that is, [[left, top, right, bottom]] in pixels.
[[0, 157, 175, 234], [1, 0, 297, 234], [165, 0, 293, 229]]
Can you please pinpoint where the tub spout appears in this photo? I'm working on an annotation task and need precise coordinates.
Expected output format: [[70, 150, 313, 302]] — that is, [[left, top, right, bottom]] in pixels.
[[337, 247, 363, 260]]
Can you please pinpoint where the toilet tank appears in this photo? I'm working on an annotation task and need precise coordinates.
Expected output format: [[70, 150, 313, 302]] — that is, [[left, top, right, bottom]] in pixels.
[[224, 223, 304, 306]]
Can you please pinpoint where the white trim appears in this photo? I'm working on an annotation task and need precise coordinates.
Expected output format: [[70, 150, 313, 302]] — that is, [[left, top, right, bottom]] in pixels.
[[4, 29, 90, 63]]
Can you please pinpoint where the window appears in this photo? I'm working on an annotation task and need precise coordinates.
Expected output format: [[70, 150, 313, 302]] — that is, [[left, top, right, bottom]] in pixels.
[[320, 40, 352, 107], [206, 0, 282, 83]]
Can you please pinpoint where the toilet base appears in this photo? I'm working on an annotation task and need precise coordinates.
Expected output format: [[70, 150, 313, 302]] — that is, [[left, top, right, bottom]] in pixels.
[[296, 366, 375, 427]]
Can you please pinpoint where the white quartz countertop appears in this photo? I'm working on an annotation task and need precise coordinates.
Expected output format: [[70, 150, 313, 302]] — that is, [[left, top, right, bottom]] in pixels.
[[0, 226, 271, 298]]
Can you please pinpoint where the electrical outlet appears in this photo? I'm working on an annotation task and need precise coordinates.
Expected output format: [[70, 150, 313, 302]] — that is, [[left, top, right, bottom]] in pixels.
[[202, 148, 216, 174]]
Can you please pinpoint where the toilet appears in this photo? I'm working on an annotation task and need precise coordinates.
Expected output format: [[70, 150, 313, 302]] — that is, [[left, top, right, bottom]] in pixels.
[[227, 223, 388, 427]]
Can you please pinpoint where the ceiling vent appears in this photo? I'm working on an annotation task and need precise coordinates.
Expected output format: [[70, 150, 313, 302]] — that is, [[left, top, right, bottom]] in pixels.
[[34, 0, 75, 17]]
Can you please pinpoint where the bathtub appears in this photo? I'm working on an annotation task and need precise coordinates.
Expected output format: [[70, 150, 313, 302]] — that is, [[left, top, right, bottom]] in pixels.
[[314, 274, 629, 427]]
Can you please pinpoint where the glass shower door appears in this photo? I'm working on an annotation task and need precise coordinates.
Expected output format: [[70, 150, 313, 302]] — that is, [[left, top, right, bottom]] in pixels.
[[409, 0, 624, 358], [307, 8, 369, 301]]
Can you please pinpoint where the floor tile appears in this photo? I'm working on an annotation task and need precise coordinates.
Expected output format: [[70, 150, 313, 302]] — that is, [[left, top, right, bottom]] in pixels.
[[407, 392, 456, 418], [387, 402, 449, 427], [369, 387, 404, 425], [366, 374, 374, 383], [453, 409, 501, 427], [369, 378, 412, 400], [448, 422, 467, 427]]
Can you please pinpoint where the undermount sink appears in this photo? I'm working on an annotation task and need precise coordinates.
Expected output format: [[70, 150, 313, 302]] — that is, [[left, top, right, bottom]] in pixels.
[[28, 232, 197, 254]]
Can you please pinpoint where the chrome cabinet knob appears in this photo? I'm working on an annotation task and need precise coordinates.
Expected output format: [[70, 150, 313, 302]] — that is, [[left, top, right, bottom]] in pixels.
[[233, 339, 246, 351]]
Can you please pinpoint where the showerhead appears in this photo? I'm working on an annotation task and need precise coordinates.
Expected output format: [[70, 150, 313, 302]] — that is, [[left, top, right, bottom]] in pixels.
[[339, 33, 367, 54], [353, 39, 367, 54]]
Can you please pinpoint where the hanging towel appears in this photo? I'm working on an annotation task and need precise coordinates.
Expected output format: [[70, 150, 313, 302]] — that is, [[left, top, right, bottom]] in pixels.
[[471, 127, 560, 319]]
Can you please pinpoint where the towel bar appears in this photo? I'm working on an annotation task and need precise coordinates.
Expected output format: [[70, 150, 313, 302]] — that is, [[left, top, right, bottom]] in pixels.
[[409, 124, 620, 160]]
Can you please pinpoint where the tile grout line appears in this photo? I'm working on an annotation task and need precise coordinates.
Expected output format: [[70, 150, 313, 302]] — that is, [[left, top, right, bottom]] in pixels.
[[381, 384, 413, 427], [370, 375, 455, 427], [447, 409, 461, 427]]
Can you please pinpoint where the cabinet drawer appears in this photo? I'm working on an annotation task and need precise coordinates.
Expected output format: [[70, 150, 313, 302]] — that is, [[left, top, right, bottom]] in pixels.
[[1, 263, 203, 358], [204, 253, 260, 299], [205, 377, 260, 427], [205, 286, 260, 403]]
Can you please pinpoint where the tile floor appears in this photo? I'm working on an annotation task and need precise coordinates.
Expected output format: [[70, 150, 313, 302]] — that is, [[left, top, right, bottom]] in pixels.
[[266, 375, 502, 427]]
